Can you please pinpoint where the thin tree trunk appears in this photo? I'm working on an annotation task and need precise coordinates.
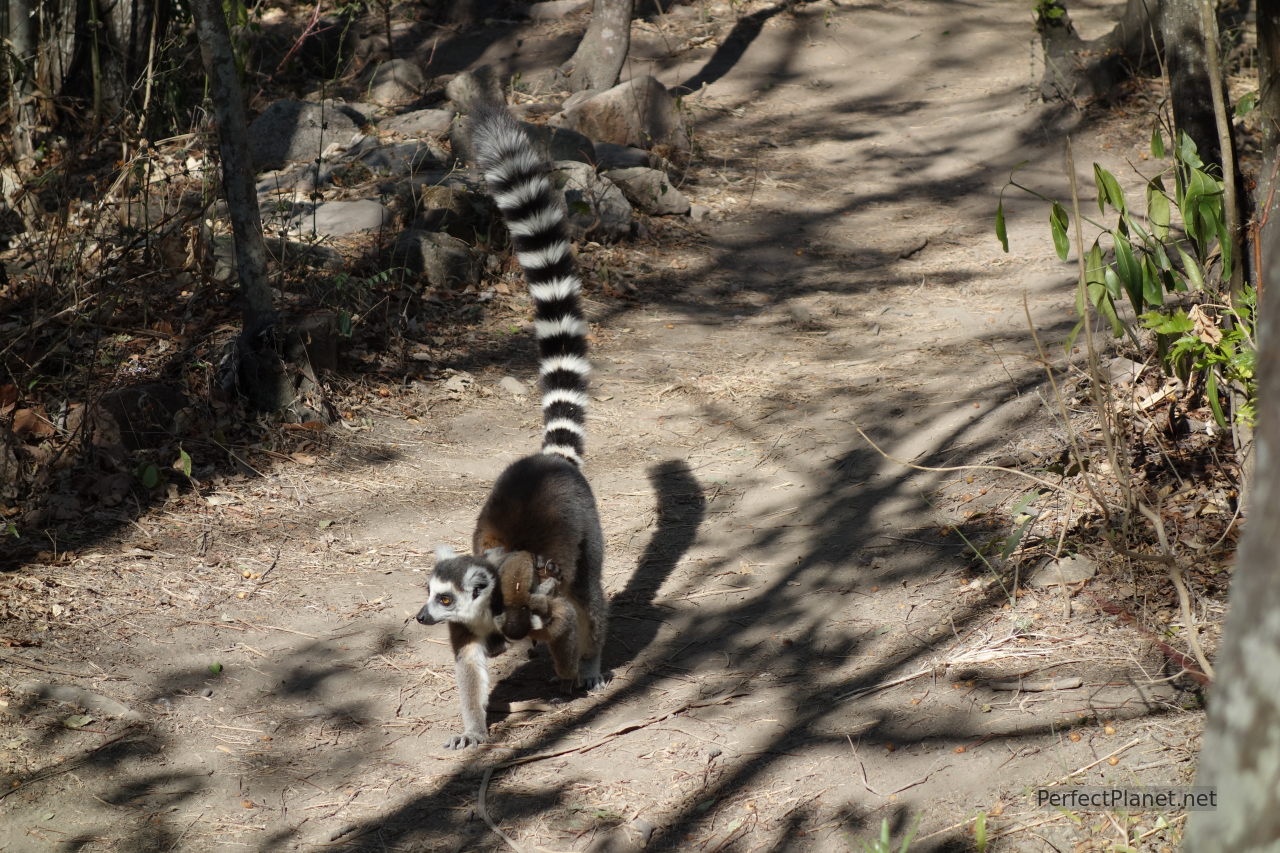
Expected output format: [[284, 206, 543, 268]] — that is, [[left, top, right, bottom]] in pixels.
[[5, 0, 37, 160], [560, 0, 634, 92], [1163, 0, 1221, 169], [189, 0, 289, 412], [1183, 199, 1280, 850]]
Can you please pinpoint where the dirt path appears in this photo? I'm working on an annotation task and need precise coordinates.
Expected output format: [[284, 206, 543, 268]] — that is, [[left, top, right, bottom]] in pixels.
[[1, 1, 1201, 851]]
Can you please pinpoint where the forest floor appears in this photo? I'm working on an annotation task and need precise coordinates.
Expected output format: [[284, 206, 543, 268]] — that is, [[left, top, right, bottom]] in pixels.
[[0, 0, 1239, 850]]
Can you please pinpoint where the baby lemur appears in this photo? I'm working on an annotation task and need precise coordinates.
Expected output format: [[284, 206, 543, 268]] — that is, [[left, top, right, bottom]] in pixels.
[[415, 103, 608, 750]]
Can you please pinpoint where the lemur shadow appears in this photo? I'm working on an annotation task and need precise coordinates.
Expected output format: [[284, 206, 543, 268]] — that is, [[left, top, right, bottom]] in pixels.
[[606, 459, 706, 669], [488, 459, 704, 707]]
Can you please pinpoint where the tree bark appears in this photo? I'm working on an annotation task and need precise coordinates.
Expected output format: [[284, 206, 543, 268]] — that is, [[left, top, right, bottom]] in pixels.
[[1039, 0, 1162, 101], [1183, 196, 1280, 849], [1163, 0, 1221, 169], [5, 0, 37, 160], [189, 0, 290, 413], [559, 0, 634, 92]]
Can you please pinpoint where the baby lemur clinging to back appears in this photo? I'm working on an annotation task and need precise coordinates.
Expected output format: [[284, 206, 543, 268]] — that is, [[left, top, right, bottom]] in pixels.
[[414, 103, 609, 750]]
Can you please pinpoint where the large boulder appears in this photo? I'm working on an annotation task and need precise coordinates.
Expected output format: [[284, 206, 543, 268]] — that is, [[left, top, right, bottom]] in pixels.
[[248, 100, 365, 172], [604, 167, 689, 216], [387, 230, 481, 289], [553, 161, 632, 242], [553, 76, 689, 152], [364, 58, 427, 106]]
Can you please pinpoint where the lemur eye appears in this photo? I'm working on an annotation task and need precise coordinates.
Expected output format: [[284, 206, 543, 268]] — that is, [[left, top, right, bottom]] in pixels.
[[438, 595, 453, 606]]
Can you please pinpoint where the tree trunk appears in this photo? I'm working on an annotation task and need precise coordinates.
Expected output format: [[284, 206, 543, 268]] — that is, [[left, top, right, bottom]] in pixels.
[[1183, 198, 1280, 849], [559, 0, 634, 92], [5, 0, 37, 160], [1258, 1, 1280, 286], [1039, 0, 1163, 101], [189, 0, 290, 413], [1163, 0, 1221, 169]]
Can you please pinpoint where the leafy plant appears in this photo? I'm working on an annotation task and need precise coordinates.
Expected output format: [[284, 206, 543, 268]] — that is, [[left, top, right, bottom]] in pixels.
[[857, 817, 919, 853], [997, 130, 1256, 428]]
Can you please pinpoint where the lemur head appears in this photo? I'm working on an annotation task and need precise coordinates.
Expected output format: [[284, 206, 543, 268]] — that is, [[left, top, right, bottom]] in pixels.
[[416, 545, 500, 628]]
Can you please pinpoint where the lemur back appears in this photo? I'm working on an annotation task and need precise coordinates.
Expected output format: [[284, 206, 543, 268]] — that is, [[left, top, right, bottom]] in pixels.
[[416, 105, 609, 750]]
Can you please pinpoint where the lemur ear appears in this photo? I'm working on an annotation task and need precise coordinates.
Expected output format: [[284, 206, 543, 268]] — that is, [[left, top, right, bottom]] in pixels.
[[434, 544, 458, 562]]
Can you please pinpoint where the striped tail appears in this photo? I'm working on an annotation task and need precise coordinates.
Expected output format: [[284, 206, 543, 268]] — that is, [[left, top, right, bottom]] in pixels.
[[471, 106, 590, 466]]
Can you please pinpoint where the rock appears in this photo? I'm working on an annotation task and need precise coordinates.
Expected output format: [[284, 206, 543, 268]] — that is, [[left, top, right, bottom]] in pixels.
[[285, 200, 393, 238], [387, 230, 481, 289], [499, 376, 527, 397], [554, 75, 689, 151], [382, 107, 457, 137], [358, 141, 446, 177], [452, 120, 594, 166], [247, 100, 365, 172], [553, 161, 632, 241], [1028, 554, 1097, 588], [689, 204, 711, 222], [445, 67, 504, 113], [402, 177, 494, 240], [18, 682, 143, 722], [265, 238, 345, 271], [364, 58, 427, 105], [1107, 356, 1146, 386], [97, 383, 188, 451], [604, 166, 689, 215], [527, 0, 591, 19]]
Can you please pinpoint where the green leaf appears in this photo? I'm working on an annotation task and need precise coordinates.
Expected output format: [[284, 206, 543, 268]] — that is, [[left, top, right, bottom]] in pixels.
[[1141, 255, 1162, 308], [209, 662, 223, 675], [1094, 164, 1126, 212], [1177, 131, 1203, 169], [1235, 91, 1259, 119], [1177, 246, 1205, 290], [995, 200, 1009, 252], [1151, 127, 1166, 158], [338, 310, 353, 337], [139, 463, 160, 489], [1206, 370, 1228, 429], [178, 447, 193, 478], [1103, 266, 1124, 301], [1050, 202, 1070, 260], [1113, 231, 1144, 311], [1146, 178, 1170, 240], [1140, 309, 1193, 335]]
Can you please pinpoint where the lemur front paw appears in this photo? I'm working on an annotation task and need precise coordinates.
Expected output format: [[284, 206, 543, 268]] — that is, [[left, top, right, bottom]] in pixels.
[[443, 729, 488, 750]]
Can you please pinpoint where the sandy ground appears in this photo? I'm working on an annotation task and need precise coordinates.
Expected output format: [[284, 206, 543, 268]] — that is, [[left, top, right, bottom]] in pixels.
[[1, 0, 1207, 850]]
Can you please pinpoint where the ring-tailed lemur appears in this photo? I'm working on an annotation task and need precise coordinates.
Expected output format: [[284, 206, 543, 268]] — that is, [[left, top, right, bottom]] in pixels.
[[415, 104, 609, 750]]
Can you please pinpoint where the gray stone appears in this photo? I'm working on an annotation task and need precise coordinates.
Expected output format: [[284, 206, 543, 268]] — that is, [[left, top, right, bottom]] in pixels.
[[1107, 356, 1147, 386], [388, 230, 481, 289], [527, 0, 591, 20], [445, 67, 504, 113], [358, 141, 446, 177], [365, 58, 427, 105], [382, 107, 457, 137], [18, 682, 143, 721], [689, 204, 711, 222], [554, 75, 689, 151], [283, 199, 393, 238], [553, 161, 632, 242], [248, 100, 364, 172], [1028, 554, 1097, 588], [605, 166, 689, 215], [402, 176, 494, 239], [499, 376, 527, 397]]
